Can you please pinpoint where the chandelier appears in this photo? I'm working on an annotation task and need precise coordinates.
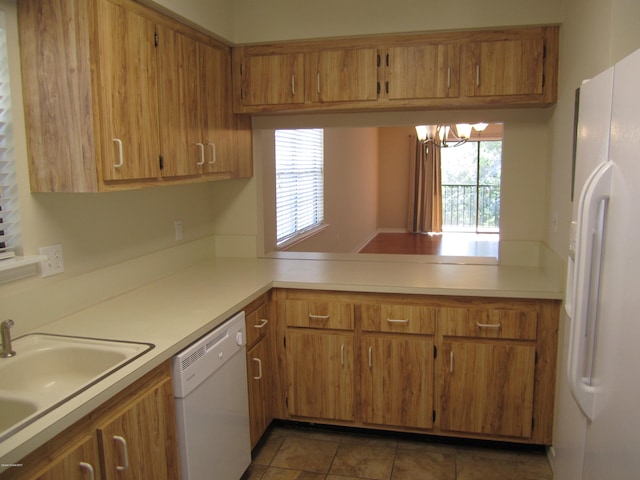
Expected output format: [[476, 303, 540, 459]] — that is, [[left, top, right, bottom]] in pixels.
[[415, 123, 488, 148]]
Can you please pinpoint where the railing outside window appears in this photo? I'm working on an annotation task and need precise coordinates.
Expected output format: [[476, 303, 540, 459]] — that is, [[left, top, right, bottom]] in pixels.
[[442, 184, 500, 232]]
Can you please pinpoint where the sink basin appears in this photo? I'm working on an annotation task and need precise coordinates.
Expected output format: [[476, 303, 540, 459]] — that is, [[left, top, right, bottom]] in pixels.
[[0, 334, 153, 442], [0, 397, 38, 435]]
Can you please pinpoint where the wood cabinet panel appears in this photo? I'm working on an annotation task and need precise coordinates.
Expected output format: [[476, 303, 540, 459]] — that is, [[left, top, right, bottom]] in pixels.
[[386, 44, 460, 99], [26, 435, 100, 480], [439, 307, 537, 340], [96, 0, 162, 182], [309, 48, 378, 103], [361, 304, 436, 335], [287, 330, 354, 421], [246, 304, 270, 347], [241, 53, 305, 106], [439, 340, 536, 438], [247, 334, 273, 447], [461, 38, 545, 97], [285, 299, 354, 330], [97, 376, 178, 480], [361, 335, 434, 429]]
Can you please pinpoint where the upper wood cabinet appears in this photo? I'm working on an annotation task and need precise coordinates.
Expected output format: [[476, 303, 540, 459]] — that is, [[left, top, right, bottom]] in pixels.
[[385, 43, 461, 100], [18, 0, 251, 193], [309, 48, 379, 103], [232, 25, 558, 114], [240, 53, 306, 106]]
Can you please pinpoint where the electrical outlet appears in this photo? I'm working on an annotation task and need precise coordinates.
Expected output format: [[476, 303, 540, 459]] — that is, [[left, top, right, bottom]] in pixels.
[[174, 220, 183, 242], [39, 244, 64, 278]]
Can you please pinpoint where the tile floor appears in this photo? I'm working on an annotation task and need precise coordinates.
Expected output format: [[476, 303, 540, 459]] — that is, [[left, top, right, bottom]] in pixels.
[[241, 423, 553, 480]]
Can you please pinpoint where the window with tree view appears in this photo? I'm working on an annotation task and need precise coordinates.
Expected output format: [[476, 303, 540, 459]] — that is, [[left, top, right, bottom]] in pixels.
[[440, 141, 502, 233]]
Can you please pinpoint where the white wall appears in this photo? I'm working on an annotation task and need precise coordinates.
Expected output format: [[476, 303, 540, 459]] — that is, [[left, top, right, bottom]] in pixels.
[[233, 0, 562, 44]]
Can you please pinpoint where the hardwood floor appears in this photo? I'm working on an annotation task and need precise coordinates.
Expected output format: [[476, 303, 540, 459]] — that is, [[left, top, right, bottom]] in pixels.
[[358, 232, 499, 257]]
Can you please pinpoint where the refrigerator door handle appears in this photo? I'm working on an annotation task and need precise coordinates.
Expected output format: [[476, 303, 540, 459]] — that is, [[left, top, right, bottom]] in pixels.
[[568, 160, 613, 421]]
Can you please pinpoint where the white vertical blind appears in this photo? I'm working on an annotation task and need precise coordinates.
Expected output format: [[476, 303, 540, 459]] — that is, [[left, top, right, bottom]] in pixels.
[[275, 129, 324, 245], [0, 16, 20, 259]]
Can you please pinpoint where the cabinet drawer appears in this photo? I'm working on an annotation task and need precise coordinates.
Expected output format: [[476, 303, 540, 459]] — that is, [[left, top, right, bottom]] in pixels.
[[361, 304, 436, 335], [285, 299, 354, 330], [439, 308, 537, 340], [246, 304, 270, 347]]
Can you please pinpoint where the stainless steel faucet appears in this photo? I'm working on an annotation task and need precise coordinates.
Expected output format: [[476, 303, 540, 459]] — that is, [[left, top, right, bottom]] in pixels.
[[1, 319, 16, 358]]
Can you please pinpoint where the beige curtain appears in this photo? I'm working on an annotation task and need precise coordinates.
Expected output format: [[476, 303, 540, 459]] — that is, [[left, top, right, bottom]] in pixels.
[[407, 137, 443, 233]]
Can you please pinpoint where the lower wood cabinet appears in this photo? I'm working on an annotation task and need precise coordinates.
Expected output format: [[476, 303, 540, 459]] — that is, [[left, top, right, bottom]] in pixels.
[[273, 289, 560, 446], [287, 330, 355, 422], [245, 295, 275, 448], [0, 362, 179, 480], [360, 335, 434, 429]]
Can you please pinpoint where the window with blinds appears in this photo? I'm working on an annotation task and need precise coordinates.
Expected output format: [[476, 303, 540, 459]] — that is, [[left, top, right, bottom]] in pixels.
[[0, 16, 20, 260], [275, 129, 324, 246]]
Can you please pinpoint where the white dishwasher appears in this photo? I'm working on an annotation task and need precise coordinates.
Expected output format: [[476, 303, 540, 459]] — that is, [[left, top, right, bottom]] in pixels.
[[173, 312, 251, 480]]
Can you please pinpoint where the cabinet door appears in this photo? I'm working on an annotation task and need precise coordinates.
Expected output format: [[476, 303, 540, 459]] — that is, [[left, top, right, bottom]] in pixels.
[[287, 330, 354, 421], [156, 25, 202, 178], [311, 48, 378, 103], [200, 43, 235, 175], [97, 377, 179, 480], [439, 340, 536, 438], [386, 44, 460, 99], [96, 0, 161, 182], [241, 53, 305, 106], [27, 435, 100, 480], [247, 336, 273, 447], [361, 335, 434, 429], [461, 38, 545, 97]]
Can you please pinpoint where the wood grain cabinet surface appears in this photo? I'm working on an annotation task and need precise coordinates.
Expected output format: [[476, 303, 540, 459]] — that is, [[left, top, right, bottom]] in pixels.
[[274, 289, 560, 446], [232, 25, 558, 114], [18, 0, 251, 193], [0, 362, 179, 480]]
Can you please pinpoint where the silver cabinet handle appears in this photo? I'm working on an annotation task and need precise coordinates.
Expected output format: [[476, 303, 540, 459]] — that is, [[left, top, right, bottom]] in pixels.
[[309, 314, 329, 320], [317, 73, 321, 94], [196, 143, 205, 166], [113, 435, 129, 471], [476, 322, 501, 329], [207, 142, 216, 165], [252, 357, 263, 380], [79, 462, 95, 480], [476, 64, 480, 86], [368, 346, 373, 368], [447, 67, 451, 89], [340, 343, 345, 365], [112, 138, 123, 168], [450, 351, 454, 374], [254, 318, 268, 329], [291, 74, 296, 95], [387, 318, 409, 324]]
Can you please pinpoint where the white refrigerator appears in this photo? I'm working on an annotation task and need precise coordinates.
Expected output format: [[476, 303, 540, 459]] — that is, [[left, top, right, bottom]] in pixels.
[[552, 47, 640, 479]]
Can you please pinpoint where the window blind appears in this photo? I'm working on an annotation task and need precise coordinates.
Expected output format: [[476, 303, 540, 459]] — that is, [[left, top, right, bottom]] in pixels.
[[275, 129, 324, 245], [0, 17, 20, 259]]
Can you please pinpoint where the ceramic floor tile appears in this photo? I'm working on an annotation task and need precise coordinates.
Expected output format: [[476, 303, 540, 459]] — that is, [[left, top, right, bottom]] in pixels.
[[329, 443, 395, 480], [396, 438, 458, 456], [253, 432, 287, 466], [517, 452, 553, 480], [241, 463, 268, 480], [391, 450, 456, 480], [456, 455, 522, 480], [270, 436, 339, 473], [340, 431, 399, 449], [261, 467, 327, 479]]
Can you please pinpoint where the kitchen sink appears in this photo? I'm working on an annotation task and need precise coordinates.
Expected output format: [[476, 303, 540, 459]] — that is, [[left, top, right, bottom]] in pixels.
[[0, 334, 154, 442], [0, 397, 38, 435]]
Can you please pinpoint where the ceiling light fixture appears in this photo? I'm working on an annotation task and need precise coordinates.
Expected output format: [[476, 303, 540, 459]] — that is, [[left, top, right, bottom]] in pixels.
[[415, 123, 489, 147]]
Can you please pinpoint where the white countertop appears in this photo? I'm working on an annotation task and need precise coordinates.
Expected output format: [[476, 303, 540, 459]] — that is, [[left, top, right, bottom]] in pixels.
[[0, 257, 563, 468]]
